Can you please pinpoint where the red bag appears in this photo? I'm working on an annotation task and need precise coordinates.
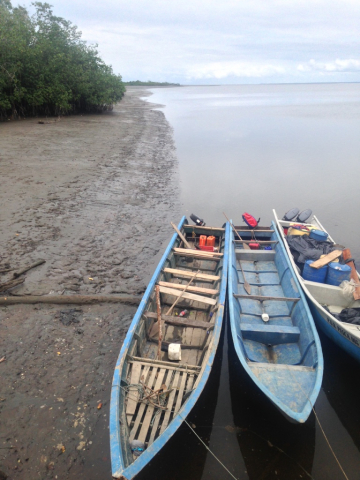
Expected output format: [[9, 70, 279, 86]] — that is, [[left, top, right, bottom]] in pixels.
[[242, 212, 259, 228]]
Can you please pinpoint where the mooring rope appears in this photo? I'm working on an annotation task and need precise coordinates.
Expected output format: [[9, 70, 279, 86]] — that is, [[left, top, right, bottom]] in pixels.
[[183, 419, 239, 480], [287, 368, 350, 480], [120, 384, 239, 479]]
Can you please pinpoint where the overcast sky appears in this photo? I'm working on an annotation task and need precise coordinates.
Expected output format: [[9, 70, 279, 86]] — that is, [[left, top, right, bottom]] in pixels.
[[18, 0, 360, 84]]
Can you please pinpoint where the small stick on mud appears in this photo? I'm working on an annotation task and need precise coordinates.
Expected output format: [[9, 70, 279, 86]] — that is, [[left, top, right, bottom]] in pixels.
[[155, 285, 163, 360], [13, 259, 46, 278], [0, 278, 25, 293]]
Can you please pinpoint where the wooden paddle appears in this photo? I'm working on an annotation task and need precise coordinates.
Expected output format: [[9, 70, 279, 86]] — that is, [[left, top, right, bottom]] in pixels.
[[223, 213, 250, 250], [170, 222, 194, 249], [222, 213, 251, 294], [342, 249, 360, 301]]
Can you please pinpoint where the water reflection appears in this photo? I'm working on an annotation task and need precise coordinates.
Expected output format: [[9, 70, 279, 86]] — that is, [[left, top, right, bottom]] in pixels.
[[227, 322, 316, 479], [147, 84, 360, 263]]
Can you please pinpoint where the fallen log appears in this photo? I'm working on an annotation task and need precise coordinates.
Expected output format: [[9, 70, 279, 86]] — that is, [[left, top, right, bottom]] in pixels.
[[0, 294, 141, 306], [0, 278, 25, 293]]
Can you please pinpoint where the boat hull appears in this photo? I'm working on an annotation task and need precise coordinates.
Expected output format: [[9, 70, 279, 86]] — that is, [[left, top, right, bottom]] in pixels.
[[273, 209, 360, 364], [309, 301, 360, 362], [228, 221, 323, 423], [110, 217, 230, 479]]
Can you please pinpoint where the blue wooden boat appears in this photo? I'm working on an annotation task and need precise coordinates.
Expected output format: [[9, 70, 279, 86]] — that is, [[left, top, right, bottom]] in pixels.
[[228, 221, 323, 423], [110, 217, 230, 479]]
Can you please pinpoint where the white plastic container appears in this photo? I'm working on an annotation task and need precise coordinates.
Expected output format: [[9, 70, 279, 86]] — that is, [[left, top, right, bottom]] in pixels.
[[168, 343, 181, 361]]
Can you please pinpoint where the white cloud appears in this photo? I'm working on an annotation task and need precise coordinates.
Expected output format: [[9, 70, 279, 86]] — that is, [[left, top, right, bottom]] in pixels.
[[298, 59, 360, 73], [187, 62, 285, 79]]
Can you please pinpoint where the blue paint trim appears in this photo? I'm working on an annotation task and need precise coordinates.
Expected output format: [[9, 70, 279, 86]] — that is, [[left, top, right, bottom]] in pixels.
[[110, 220, 230, 478], [228, 222, 323, 423]]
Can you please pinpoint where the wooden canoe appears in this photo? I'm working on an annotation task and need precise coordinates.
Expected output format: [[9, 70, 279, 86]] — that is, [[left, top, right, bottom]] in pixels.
[[228, 221, 323, 423], [110, 217, 230, 479], [273, 209, 360, 363]]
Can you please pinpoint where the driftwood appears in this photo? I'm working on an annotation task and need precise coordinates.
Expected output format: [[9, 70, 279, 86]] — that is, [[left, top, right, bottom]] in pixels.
[[0, 278, 25, 293], [0, 294, 141, 306], [13, 259, 46, 278]]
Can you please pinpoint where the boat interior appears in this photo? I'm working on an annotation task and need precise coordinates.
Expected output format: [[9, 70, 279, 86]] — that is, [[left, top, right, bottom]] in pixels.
[[229, 225, 319, 412], [121, 225, 226, 459], [276, 216, 360, 317], [231, 225, 318, 369]]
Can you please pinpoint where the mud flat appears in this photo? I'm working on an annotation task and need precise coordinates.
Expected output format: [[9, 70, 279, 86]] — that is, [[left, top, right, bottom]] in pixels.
[[0, 88, 180, 479]]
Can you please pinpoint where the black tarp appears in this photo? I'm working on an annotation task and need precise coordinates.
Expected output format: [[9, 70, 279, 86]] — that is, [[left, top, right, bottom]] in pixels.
[[333, 307, 360, 326], [286, 235, 336, 265]]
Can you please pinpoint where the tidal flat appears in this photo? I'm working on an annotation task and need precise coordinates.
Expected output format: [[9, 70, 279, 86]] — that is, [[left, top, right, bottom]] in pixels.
[[0, 88, 180, 479]]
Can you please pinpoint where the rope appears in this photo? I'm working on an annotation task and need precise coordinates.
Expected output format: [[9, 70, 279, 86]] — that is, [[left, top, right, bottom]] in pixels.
[[121, 381, 239, 479], [312, 408, 350, 480], [287, 369, 350, 480], [183, 419, 239, 480]]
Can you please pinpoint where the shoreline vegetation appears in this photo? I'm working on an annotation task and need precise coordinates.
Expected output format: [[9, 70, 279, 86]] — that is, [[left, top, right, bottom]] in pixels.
[[124, 80, 180, 86], [0, 0, 125, 120]]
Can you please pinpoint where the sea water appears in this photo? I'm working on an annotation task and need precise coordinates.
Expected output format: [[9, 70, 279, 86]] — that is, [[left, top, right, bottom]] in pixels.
[[135, 83, 360, 480]]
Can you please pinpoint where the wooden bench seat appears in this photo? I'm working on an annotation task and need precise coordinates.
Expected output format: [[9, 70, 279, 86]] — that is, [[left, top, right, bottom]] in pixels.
[[164, 268, 220, 282], [241, 323, 300, 345]]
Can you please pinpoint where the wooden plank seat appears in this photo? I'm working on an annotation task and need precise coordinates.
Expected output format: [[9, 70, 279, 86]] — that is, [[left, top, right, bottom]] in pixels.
[[164, 268, 220, 282], [159, 285, 217, 306], [241, 323, 300, 344], [158, 281, 218, 296], [173, 247, 223, 257], [173, 248, 222, 261]]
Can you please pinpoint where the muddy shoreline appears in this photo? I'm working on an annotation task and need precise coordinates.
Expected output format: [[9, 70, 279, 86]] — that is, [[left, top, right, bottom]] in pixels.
[[0, 88, 180, 479]]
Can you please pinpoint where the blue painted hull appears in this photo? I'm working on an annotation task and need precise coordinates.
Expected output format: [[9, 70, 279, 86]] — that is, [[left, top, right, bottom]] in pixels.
[[228, 222, 323, 423], [309, 302, 360, 362], [110, 218, 230, 479]]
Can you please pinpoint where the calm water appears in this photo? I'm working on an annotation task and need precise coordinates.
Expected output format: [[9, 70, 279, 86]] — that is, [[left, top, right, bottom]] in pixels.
[[148, 83, 360, 262], [138, 84, 360, 480]]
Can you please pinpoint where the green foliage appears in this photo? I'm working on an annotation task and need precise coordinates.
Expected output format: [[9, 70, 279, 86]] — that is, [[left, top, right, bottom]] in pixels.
[[0, 1, 125, 119], [124, 80, 180, 86]]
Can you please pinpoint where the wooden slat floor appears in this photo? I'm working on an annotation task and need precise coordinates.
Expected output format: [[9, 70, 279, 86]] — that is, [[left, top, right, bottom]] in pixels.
[[126, 362, 198, 445]]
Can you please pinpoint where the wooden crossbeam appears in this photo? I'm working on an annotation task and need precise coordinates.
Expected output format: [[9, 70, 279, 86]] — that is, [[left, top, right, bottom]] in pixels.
[[184, 224, 225, 232], [234, 294, 300, 302], [164, 268, 220, 282], [159, 285, 217, 305], [173, 251, 221, 261], [173, 247, 223, 257], [128, 356, 200, 371], [145, 311, 213, 329], [234, 240, 278, 244]]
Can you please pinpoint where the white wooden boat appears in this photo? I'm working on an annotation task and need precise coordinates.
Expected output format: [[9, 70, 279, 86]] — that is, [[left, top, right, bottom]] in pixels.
[[273, 210, 360, 362]]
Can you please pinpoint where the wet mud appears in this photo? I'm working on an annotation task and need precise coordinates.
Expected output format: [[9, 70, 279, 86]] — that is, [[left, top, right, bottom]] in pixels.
[[0, 88, 180, 479]]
